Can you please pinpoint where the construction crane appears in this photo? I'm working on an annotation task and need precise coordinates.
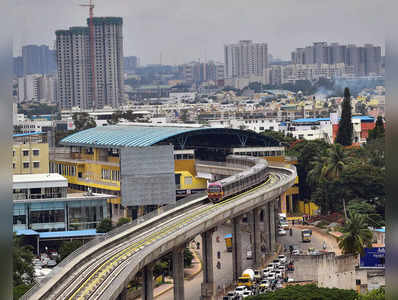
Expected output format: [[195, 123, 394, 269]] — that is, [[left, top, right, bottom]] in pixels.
[[80, 0, 96, 110]]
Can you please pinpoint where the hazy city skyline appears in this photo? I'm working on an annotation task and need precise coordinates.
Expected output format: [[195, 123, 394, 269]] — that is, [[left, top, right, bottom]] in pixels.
[[14, 0, 387, 65]]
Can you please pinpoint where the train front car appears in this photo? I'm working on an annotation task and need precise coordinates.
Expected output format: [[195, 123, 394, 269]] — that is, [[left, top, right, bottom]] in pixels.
[[207, 182, 224, 203]]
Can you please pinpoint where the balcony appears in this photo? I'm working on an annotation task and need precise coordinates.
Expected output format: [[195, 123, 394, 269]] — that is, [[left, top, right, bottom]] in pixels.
[[13, 193, 64, 201]]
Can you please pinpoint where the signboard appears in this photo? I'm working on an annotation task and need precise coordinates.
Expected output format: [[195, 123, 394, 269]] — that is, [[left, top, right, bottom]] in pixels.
[[360, 247, 385, 268]]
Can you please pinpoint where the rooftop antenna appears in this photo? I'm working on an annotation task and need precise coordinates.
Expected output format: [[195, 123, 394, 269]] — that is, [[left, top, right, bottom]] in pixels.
[[80, 0, 96, 111]]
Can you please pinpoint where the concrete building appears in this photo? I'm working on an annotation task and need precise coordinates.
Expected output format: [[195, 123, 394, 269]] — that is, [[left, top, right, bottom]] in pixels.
[[265, 63, 354, 85], [224, 40, 268, 79], [17, 74, 57, 103], [13, 173, 113, 232], [13, 56, 24, 78], [124, 56, 139, 72], [21, 44, 56, 76], [12, 132, 50, 175], [291, 42, 382, 76], [55, 17, 124, 110], [182, 61, 224, 84]]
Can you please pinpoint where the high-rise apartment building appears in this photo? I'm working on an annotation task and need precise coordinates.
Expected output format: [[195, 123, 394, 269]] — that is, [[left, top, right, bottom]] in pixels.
[[291, 42, 382, 76], [17, 74, 57, 103], [224, 40, 268, 79], [182, 61, 224, 83], [21, 45, 56, 76], [55, 17, 124, 110]]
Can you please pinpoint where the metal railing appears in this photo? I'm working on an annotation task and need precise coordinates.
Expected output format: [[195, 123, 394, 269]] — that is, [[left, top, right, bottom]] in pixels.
[[22, 192, 207, 299]]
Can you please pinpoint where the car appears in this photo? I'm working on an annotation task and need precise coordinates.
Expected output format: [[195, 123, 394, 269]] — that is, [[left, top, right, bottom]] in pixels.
[[272, 259, 281, 268], [280, 222, 289, 229], [254, 269, 263, 281], [287, 277, 295, 282], [260, 279, 270, 287], [242, 291, 253, 298], [234, 286, 248, 296], [276, 281, 283, 289], [246, 249, 253, 259], [275, 270, 283, 279], [46, 259, 57, 267], [278, 255, 287, 264], [278, 265, 285, 272], [278, 229, 287, 236], [267, 273, 276, 280], [292, 249, 300, 255], [262, 270, 270, 277]]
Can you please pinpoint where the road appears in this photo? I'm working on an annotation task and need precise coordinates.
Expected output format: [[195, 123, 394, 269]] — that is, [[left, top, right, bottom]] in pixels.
[[156, 221, 337, 300]]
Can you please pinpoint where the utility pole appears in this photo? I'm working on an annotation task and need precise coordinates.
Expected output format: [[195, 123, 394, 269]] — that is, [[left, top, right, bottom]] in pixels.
[[80, 0, 96, 111]]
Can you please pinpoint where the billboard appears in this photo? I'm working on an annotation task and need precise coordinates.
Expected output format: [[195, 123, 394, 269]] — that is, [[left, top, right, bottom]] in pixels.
[[120, 145, 176, 206], [360, 247, 385, 268]]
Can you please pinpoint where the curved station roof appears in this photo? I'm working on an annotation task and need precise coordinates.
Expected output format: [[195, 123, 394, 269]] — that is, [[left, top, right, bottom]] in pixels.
[[60, 125, 280, 149]]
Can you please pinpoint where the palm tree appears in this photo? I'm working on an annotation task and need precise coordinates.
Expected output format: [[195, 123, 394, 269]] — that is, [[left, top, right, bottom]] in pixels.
[[324, 144, 349, 218], [338, 212, 373, 255]]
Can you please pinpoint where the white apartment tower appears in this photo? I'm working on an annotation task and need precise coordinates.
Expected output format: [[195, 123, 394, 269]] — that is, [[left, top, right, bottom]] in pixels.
[[55, 17, 124, 110], [224, 40, 268, 79]]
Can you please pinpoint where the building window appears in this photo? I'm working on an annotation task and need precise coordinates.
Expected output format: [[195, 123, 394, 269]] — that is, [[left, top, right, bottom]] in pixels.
[[33, 149, 40, 156], [12, 163, 15, 169], [23, 150, 29, 156], [12, 150, 15, 157], [33, 162, 40, 168], [23, 162, 29, 168]]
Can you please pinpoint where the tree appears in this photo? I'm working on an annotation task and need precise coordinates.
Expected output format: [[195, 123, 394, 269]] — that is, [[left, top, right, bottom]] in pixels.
[[96, 218, 113, 233], [107, 111, 123, 125], [335, 87, 353, 146], [72, 112, 96, 131], [338, 212, 373, 255], [246, 284, 357, 299], [347, 199, 384, 227], [116, 217, 131, 227], [13, 234, 34, 288], [58, 240, 84, 262], [367, 116, 385, 142], [358, 287, 385, 300], [180, 109, 189, 123], [184, 248, 194, 267]]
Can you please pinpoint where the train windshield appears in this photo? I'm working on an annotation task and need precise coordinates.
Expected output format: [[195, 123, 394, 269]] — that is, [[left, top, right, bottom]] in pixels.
[[208, 186, 221, 193]]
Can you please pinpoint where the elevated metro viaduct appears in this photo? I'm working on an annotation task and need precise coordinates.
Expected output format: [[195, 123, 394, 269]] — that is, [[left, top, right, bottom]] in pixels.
[[52, 125, 298, 219], [23, 157, 296, 300]]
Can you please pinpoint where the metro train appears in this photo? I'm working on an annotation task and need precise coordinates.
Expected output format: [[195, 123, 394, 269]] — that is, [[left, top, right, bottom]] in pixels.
[[207, 155, 270, 203]]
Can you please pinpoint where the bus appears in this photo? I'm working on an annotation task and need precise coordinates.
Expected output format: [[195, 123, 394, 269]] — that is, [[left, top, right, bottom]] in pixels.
[[301, 229, 312, 242]]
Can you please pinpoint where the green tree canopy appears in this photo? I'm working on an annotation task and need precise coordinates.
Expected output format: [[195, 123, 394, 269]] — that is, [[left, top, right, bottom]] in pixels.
[[72, 112, 97, 131], [116, 217, 131, 227], [58, 240, 84, 262], [338, 213, 373, 255], [13, 234, 34, 287], [96, 218, 113, 233], [367, 116, 385, 142], [246, 284, 357, 300], [335, 87, 353, 146]]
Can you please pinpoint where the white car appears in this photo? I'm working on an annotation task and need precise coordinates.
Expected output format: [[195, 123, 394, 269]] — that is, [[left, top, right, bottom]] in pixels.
[[262, 270, 270, 277], [275, 270, 283, 279], [287, 277, 295, 282], [278, 229, 287, 236], [272, 259, 281, 268], [278, 265, 286, 272], [260, 279, 270, 288], [246, 249, 253, 259], [267, 273, 276, 280], [278, 255, 287, 264], [242, 291, 253, 298], [234, 286, 248, 296], [292, 249, 300, 255], [280, 222, 289, 229]]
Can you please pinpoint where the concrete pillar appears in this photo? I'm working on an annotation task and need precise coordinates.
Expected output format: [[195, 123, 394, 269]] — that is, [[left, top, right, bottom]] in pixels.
[[201, 229, 216, 300], [173, 246, 185, 300], [269, 201, 276, 252], [263, 204, 270, 255], [232, 215, 243, 282], [274, 199, 279, 240], [251, 207, 262, 267], [143, 263, 154, 300], [289, 195, 294, 214], [118, 288, 128, 300]]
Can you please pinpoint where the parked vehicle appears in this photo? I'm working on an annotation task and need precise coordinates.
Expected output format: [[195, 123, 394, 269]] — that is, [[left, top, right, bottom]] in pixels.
[[246, 248, 253, 260], [267, 272, 276, 280], [292, 249, 300, 255]]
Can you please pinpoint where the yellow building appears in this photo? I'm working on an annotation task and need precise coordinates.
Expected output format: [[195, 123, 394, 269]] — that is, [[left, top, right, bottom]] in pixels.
[[13, 133, 49, 175]]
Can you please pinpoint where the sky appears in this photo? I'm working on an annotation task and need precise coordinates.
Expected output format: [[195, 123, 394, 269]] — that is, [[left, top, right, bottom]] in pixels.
[[13, 0, 391, 65]]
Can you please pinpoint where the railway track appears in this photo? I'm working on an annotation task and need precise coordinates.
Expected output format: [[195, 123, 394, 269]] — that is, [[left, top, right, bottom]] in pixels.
[[54, 175, 277, 300]]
